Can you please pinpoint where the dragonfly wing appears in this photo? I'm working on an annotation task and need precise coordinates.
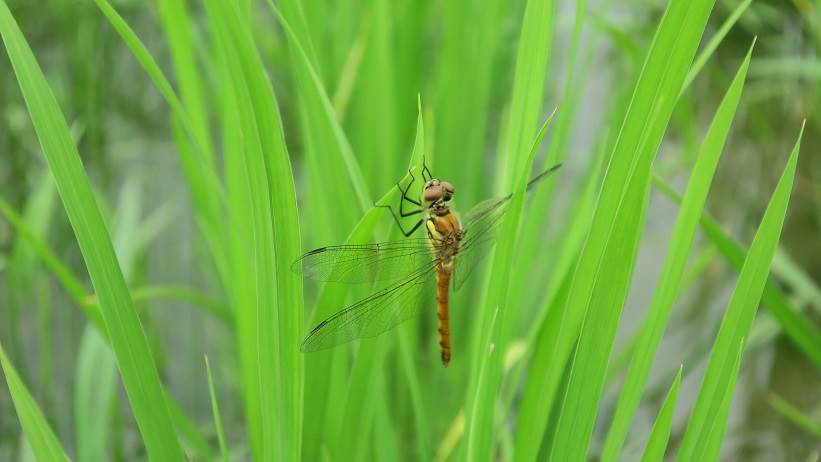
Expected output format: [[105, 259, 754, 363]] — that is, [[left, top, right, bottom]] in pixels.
[[294, 238, 434, 284], [301, 263, 437, 352], [452, 164, 562, 290], [453, 198, 507, 291]]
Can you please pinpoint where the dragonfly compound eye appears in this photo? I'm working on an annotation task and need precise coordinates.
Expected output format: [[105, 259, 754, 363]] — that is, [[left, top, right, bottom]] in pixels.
[[424, 186, 443, 202]]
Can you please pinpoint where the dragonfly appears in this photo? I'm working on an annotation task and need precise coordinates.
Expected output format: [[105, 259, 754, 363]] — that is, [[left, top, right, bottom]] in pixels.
[[294, 162, 562, 366]]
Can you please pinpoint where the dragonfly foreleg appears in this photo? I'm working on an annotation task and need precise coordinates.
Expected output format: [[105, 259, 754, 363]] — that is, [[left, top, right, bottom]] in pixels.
[[422, 156, 433, 182], [375, 203, 425, 237], [397, 169, 422, 210]]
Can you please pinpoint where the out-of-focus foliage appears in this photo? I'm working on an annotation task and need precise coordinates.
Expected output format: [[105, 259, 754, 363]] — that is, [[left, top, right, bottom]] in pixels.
[[0, 0, 819, 460]]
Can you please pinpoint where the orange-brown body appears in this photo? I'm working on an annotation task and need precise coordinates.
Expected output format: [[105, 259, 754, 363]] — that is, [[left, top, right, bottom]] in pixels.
[[426, 208, 463, 367]]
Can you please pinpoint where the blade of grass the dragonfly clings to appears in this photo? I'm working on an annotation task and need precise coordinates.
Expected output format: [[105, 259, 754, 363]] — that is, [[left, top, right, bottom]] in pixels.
[[204, 1, 304, 461], [299, 178, 408, 461], [0, 2, 185, 459], [335, 98, 429, 462], [676, 123, 803, 462], [768, 394, 821, 438], [600, 39, 755, 462], [92, 0, 228, 286], [74, 325, 117, 462], [654, 177, 821, 368], [639, 366, 682, 462], [395, 99, 432, 460], [465, 112, 555, 462], [204, 355, 228, 462], [530, 0, 718, 460], [681, 0, 753, 93], [0, 341, 68, 461]]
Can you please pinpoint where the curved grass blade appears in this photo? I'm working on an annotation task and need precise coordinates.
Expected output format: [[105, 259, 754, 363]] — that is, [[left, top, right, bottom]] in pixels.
[[204, 1, 304, 460], [546, 0, 718, 459], [654, 178, 821, 367], [466, 111, 555, 461], [92, 0, 228, 286], [600, 40, 755, 462], [768, 394, 821, 438], [74, 326, 117, 462], [0, 3, 184, 459], [676, 123, 803, 461], [0, 342, 68, 462], [334, 99, 430, 462], [639, 367, 682, 462], [205, 356, 228, 462], [681, 0, 753, 92]]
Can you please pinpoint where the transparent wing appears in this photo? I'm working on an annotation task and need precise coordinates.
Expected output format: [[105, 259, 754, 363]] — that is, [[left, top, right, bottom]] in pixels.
[[294, 238, 435, 284], [452, 197, 508, 290], [452, 163, 562, 290], [300, 263, 437, 352]]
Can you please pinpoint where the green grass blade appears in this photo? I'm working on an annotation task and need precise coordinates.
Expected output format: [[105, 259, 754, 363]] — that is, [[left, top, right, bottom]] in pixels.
[[0, 3, 184, 459], [0, 341, 68, 461], [334, 100, 428, 462], [600, 40, 755, 462], [512, 139, 607, 461], [639, 366, 682, 462], [497, 0, 555, 189], [463, 0, 556, 458], [205, 356, 228, 462], [204, 1, 304, 460], [654, 178, 821, 367], [681, 0, 753, 92], [74, 326, 117, 462], [768, 394, 821, 438], [395, 105, 432, 460], [155, 0, 215, 163], [0, 196, 100, 327], [698, 337, 745, 462], [676, 124, 803, 461], [546, 0, 717, 459], [300, 177, 409, 461], [92, 0, 228, 285], [272, 1, 371, 222], [466, 112, 555, 461]]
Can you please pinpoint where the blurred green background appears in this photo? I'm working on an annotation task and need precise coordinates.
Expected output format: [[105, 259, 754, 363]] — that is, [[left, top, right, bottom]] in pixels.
[[0, 0, 820, 460]]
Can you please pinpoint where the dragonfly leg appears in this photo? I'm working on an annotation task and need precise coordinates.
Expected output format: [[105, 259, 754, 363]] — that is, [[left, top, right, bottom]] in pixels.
[[375, 204, 425, 237], [422, 156, 433, 182], [398, 173, 422, 215]]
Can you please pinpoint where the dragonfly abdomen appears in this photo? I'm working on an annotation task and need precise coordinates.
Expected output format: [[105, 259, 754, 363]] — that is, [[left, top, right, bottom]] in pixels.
[[436, 264, 453, 366]]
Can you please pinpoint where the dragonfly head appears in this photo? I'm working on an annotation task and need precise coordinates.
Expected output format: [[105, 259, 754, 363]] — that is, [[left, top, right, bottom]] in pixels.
[[423, 179, 455, 206]]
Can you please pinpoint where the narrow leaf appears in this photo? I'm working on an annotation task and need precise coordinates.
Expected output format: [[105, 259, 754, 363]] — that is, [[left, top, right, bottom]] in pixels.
[[0, 341, 68, 461], [0, 2, 184, 458], [639, 367, 682, 462], [676, 123, 803, 461]]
